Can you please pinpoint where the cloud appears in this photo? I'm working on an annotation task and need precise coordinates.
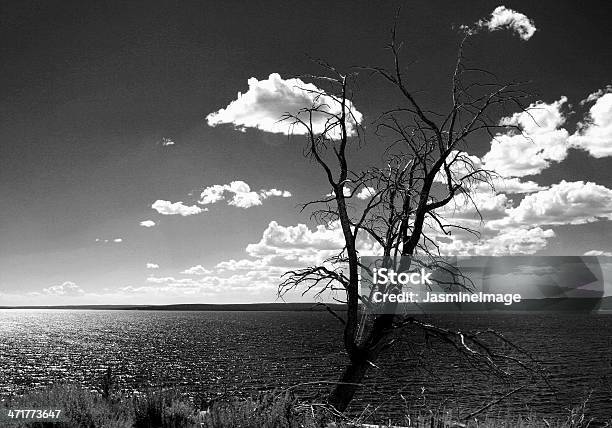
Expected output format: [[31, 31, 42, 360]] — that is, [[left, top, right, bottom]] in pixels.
[[144, 272, 279, 293], [490, 180, 612, 228], [198, 181, 291, 209], [569, 92, 612, 158], [476, 6, 536, 41], [584, 250, 612, 257], [247, 221, 345, 257], [482, 97, 570, 177], [436, 190, 511, 221], [41, 281, 85, 296], [356, 186, 376, 200], [488, 177, 547, 194], [215, 258, 266, 272], [325, 187, 352, 198], [152, 200, 206, 216], [95, 238, 123, 243], [199, 185, 226, 204], [181, 265, 212, 275], [246, 220, 380, 269], [436, 227, 555, 256], [146, 263, 159, 269], [579, 85, 612, 105], [206, 73, 363, 137], [140, 220, 156, 227], [260, 189, 292, 198]]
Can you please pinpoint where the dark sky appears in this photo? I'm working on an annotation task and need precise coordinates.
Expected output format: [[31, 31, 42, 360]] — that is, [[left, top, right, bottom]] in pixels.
[[1, 1, 611, 304]]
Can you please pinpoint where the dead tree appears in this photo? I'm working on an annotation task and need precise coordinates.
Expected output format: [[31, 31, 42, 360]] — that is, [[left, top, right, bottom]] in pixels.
[[279, 27, 534, 412]]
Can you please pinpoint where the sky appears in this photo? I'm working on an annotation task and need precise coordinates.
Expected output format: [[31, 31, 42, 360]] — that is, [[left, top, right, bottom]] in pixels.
[[1, 0, 611, 305]]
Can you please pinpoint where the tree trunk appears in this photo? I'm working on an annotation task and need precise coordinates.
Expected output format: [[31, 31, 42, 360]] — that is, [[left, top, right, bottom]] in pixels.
[[327, 355, 371, 412]]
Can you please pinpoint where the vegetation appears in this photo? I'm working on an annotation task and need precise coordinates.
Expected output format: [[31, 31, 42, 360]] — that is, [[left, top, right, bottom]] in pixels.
[[1, 385, 609, 428]]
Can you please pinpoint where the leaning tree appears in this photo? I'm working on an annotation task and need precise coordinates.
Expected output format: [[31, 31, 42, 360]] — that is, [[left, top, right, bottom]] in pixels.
[[278, 25, 536, 412]]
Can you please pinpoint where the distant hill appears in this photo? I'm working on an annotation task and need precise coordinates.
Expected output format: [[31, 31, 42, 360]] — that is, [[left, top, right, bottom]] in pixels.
[[0, 302, 347, 312], [1, 297, 611, 312]]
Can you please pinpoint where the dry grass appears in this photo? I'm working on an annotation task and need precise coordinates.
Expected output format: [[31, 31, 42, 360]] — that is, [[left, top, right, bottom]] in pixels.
[[1, 385, 610, 427]]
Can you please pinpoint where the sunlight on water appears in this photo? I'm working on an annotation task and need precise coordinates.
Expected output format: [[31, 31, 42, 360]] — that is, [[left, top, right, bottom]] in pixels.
[[0, 310, 610, 418]]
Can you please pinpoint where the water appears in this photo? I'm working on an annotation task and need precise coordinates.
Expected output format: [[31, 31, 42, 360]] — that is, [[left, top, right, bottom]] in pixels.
[[0, 310, 611, 420]]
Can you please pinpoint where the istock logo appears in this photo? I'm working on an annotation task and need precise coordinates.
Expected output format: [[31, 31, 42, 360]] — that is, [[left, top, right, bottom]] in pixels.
[[372, 268, 433, 285]]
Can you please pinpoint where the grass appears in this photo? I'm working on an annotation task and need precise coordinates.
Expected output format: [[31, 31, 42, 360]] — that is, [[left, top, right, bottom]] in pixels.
[[1, 385, 610, 428]]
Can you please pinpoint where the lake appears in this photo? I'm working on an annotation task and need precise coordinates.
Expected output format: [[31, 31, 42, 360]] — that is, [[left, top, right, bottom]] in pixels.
[[0, 310, 611, 420]]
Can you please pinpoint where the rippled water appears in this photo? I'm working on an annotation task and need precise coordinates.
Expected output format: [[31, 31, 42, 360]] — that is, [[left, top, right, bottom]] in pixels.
[[0, 310, 611, 419]]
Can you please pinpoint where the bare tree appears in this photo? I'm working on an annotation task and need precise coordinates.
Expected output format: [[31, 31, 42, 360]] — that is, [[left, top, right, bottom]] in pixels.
[[279, 26, 534, 412]]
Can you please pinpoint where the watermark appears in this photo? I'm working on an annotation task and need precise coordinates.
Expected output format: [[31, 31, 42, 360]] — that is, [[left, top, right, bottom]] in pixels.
[[359, 256, 606, 314]]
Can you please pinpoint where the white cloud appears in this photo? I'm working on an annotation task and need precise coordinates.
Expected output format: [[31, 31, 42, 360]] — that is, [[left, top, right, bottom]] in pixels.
[[477, 6, 536, 41], [247, 221, 345, 257], [437, 190, 511, 221], [356, 186, 376, 200], [260, 189, 292, 198], [246, 220, 380, 269], [145, 272, 279, 293], [579, 85, 612, 105], [42, 281, 85, 296], [206, 73, 363, 137], [490, 180, 612, 228], [225, 181, 264, 208], [488, 177, 547, 194], [181, 265, 212, 275], [482, 97, 570, 177], [584, 250, 612, 257], [198, 181, 291, 209], [325, 187, 351, 198], [436, 227, 555, 256], [140, 220, 156, 227], [199, 184, 226, 205], [569, 93, 612, 158], [95, 237, 124, 243], [152, 200, 206, 216], [215, 258, 266, 272], [146, 263, 159, 269]]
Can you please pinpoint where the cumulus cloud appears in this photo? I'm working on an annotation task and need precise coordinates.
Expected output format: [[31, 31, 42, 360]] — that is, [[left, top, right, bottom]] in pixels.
[[579, 85, 612, 105], [490, 180, 612, 228], [199, 185, 226, 205], [476, 6, 536, 40], [433, 150, 548, 195], [146, 263, 160, 269], [42, 281, 85, 296], [181, 265, 212, 275], [356, 186, 376, 200], [152, 200, 206, 216], [325, 187, 352, 198], [488, 177, 547, 194], [144, 270, 280, 293], [482, 97, 570, 177], [436, 227, 555, 256], [206, 73, 363, 137], [95, 238, 123, 243], [260, 189, 292, 198], [584, 250, 612, 257], [140, 220, 156, 227], [216, 258, 266, 272], [198, 181, 291, 209], [569, 93, 612, 158]]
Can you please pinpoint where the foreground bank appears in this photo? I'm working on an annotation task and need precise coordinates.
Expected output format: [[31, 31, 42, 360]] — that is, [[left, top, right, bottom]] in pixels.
[[0, 384, 608, 428]]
